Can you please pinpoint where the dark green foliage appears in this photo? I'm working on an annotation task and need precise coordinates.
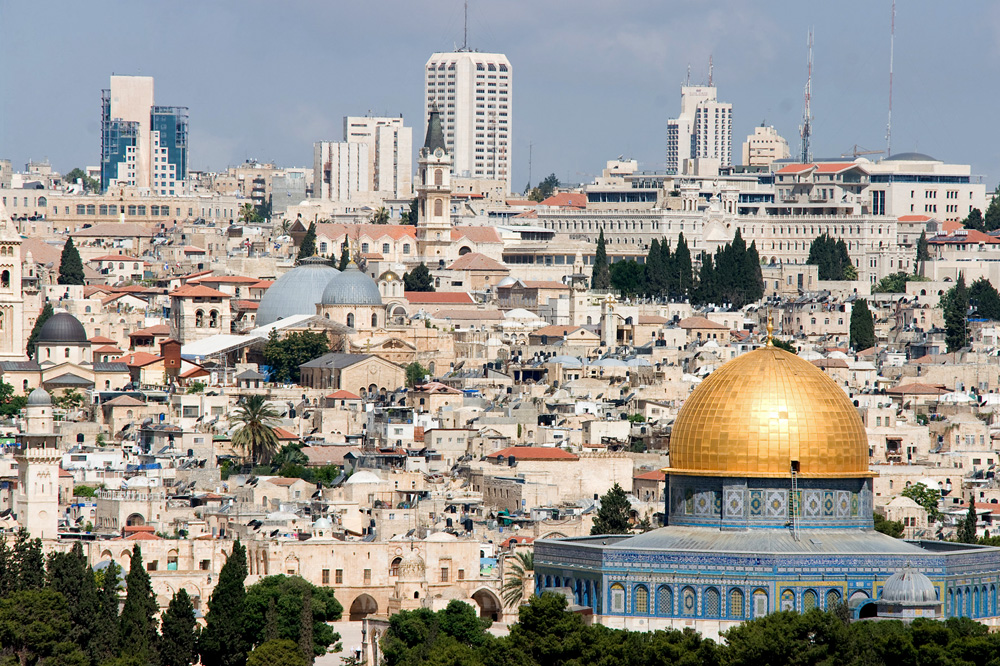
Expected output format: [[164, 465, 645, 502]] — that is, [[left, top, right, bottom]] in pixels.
[[591, 482, 632, 535], [265, 598, 279, 643], [849, 298, 876, 351], [405, 362, 428, 387], [0, 378, 27, 416], [770, 337, 797, 353], [646, 239, 664, 297], [382, 601, 492, 666], [959, 495, 978, 544], [527, 174, 560, 202], [27, 302, 55, 359], [963, 208, 985, 231], [916, 229, 931, 266], [337, 244, 350, 270], [902, 482, 942, 521], [246, 640, 307, 666], [806, 233, 854, 281], [160, 589, 199, 666], [297, 222, 317, 261], [944, 273, 969, 352], [201, 541, 250, 666], [64, 168, 101, 192], [873, 271, 924, 294], [985, 190, 1000, 232], [873, 512, 905, 538], [0, 589, 88, 666], [119, 544, 159, 665], [58, 237, 85, 285], [969, 278, 1000, 321], [46, 542, 99, 655], [243, 575, 342, 657], [399, 198, 419, 225], [13, 529, 46, 591], [262, 330, 331, 383], [609, 259, 645, 297], [403, 263, 434, 292], [93, 561, 122, 665], [591, 230, 610, 290], [298, 588, 314, 665], [673, 233, 693, 297], [690, 231, 764, 307]]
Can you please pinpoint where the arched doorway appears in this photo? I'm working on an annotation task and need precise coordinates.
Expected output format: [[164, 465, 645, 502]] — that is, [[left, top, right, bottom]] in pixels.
[[472, 589, 502, 621], [126, 513, 146, 527], [349, 594, 378, 621]]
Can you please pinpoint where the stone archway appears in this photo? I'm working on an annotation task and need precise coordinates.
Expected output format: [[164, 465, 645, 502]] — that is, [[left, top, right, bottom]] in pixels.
[[126, 513, 145, 527], [350, 594, 378, 621], [472, 588, 502, 622]]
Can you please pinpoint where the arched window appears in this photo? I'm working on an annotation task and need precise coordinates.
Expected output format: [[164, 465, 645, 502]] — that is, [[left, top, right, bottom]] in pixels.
[[656, 586, 672, 615], [0, 270, 8, 288], [825, 589, 841, 609], [803, 589, 818, 611], [195, 310, 204, 327], [681, 586, 696, 616], [634, 585, 648, 614], [65, 347, 70, 358], [371, 313, 378, 327], [703, 587, 720, 617], [780, 589, 795, 611], [209, 310, 219, 328], [390, 557, 401, 576], [729, 588, 745, 618], [609, 583, 625, 614], [434, 199, 443, 216], [347, 313, 355, 328], [752, 589, 768, 618], [434, 169, 443, 186]]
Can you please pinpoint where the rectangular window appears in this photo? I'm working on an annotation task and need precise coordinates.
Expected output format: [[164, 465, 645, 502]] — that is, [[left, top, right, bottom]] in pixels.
[[322, 569, 330, 585], [147, 561, 158, 571], [440, 567, 449, 582], [200, 559, 211, 571], [335, 569, 343, 584], [363, 569, 371, 584]]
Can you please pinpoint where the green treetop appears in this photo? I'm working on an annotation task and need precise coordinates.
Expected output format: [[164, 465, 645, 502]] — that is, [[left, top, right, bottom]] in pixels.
[[297, 222, 317, 262], [119, 544, 160, 665], [849, 298, 876, 351], [590, 483, 632, 535], [943, 273, 969, 352], [57, 237, 85, 285], [200, 541, 250, 666], [403, 263, 434, 292], [591, 230, 610, 290]]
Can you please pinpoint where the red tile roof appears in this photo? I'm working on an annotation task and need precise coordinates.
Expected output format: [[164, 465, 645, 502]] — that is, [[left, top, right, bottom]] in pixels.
[[678, 316, 728, 330], [117, 352, 162, 367], [274, 427, 299, 440], [404, 292, 476, 304], [326, 390, 361, 400], [930, 229, 1000, 244], [89, 254, 142, 262], [886, 383, 950, 396], [539, 192, 587, 208], [234, 300, 259, 310], [315, 222, 417, 242], [129, 325, 171, 337], [897, 215, 932, 222], [487, 446, 579, 461], [192, 275, 261, 284], [447, 252, 508, 272], [532, 325, 585, 337], [634, 470, 666, 481], [452, 226, 502, 243], [89, 335, 118, 344], [169, 285, 229, 298]]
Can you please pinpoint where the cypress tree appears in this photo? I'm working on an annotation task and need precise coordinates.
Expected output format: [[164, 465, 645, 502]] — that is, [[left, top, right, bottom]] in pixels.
[[120, 544, 160, 665], [298, 588, 314, 665], [57, 236, 85, 285], [46, 542, 99, 653], [160, 589, 199, 666], [201, 540, 250, 666], [591, 230, 610, 289], [964, 208, 985, 231], [745, 240, 764, 303], [985, 191, 1000, 232], [673, 233, 693, 298], [970, 278, 1000, 321], [960, 495, 978, 544], [945, 273, 969, 352], [92, 560, 122, 665], [337, 244, 350, 271], [26, 302, 54, 360], [646, 239, 663, 298], [660, 238, 673, 297], [916, 229, 931, 270], [0, 535, 12, 596], [849, 299, 876, 351], [12, 529, 45, 591], [297, 222, 317, 262], [695, 252, 717, 306]]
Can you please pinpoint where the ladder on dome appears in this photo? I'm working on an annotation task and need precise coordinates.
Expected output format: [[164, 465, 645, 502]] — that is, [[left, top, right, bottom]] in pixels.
[[790, 461, 801, 541]]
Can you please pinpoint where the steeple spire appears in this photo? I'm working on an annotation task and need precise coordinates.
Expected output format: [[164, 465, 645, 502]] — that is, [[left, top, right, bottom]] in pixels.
[[423, 105, 446, 153]]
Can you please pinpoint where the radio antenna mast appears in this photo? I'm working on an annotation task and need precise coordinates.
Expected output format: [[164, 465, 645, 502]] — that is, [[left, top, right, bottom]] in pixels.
[[799, 30, 813, 163], [886, 0, 895, 157]]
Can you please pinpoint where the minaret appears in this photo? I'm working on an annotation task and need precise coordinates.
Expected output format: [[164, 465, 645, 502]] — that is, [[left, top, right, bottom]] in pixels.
[[415, 106, 453, 265], [0, 202, 25, 361], [14, 388, 61, 540]]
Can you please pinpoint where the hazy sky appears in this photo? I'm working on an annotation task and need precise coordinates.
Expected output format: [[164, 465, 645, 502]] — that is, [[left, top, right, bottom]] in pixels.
[[2, 1, 999, 190]]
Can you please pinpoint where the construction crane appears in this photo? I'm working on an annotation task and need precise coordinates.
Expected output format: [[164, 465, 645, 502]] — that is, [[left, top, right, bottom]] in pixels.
[[840, 145, 884, 159]]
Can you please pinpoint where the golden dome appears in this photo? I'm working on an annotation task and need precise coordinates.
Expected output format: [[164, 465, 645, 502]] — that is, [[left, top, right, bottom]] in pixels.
[[667, 346, 870, 479]]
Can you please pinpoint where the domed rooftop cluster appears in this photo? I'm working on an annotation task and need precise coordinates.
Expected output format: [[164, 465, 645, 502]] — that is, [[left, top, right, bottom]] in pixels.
[[37, 312, 88, 345], [321, 263, 383, 306], [257, 257, 384, 326], [668, 344, 869, 479], [257, 257, 339, 327]]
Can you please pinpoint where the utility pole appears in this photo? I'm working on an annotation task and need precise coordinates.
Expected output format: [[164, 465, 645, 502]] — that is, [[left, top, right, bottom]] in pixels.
[[886, 0, 896, 157], [799, 30, 813, 164]]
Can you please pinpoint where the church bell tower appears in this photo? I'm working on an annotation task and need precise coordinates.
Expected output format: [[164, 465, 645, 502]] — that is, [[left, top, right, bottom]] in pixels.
[[415, 106, 453, 264]]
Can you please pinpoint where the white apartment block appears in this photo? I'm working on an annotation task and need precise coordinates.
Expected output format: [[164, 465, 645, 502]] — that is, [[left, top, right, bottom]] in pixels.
[[742, 125, 790, 167], [863, 153, 987, 221], [313, 141, 369, 202], [666, 86, 732, 174], [343, 116, 413, 198], [424, 51, 512, 192]]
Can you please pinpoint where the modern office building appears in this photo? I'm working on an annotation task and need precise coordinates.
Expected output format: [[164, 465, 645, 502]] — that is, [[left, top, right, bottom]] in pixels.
[[314, 116, 413, 203], [666, 85, 732, 174], [424, 51, 512, 193], [742, 125, 790, 168], [100, 75, 188, 194]]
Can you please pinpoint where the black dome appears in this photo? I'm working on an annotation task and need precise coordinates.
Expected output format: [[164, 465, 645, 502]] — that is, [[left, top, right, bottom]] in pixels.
[[37, 312, 89, 344]]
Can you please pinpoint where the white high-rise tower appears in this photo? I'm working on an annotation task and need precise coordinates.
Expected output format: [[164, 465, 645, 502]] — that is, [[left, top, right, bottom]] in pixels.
[[424, 51, 512, 193], [666, 85, 732, 174]]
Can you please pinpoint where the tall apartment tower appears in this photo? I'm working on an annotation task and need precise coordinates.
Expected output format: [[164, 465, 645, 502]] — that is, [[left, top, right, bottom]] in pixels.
[[666, 85, 732, 174], [101, 75, 188, 194], [313, 116, 413, 202], [424, 51, 512, 193]]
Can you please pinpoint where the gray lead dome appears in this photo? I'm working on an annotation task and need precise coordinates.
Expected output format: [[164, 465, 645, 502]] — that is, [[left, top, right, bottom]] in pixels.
[[881, 567, 937, 604], [26, 387, 51, 406], [321, 263, 383, 306], [37, 312, 89, 344], [257, 257, 340, 326]]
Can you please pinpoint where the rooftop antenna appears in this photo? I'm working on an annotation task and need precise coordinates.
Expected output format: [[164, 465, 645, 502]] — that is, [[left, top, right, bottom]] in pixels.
[[686, 63, 691, 86], [462, 0, 469, 51], [708, 55, 713, 86], [886, 0, 895, 157], [799, 29, 814, 164]]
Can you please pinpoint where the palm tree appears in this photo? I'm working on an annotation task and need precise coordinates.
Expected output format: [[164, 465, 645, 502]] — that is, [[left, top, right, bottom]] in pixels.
[[370, 207, 389, 225], [229, 394, 282, 466], [501, 551, 534, 609]]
